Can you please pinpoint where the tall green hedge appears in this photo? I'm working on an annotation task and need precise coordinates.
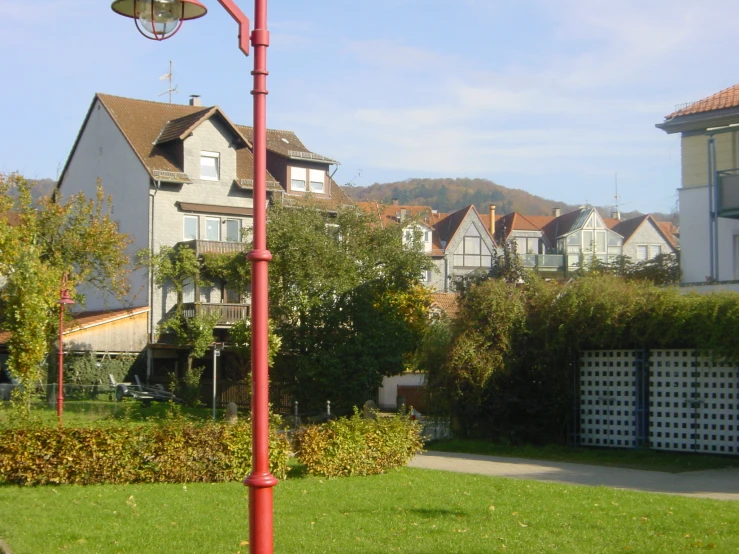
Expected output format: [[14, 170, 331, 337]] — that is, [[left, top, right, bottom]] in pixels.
[[0, 420, 290, 485], [426, 274, 739, 442]]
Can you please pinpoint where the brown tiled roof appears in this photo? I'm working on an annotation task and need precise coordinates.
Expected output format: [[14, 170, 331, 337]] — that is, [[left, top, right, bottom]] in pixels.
[[356, 202, 434, 228], [429, 292, 459, 319], [59, 94, 281, 187], [433, 205, 473, 245], [666, 83, 739, 119], [237, 126, 337, 163], [656, 221, 679, 249]]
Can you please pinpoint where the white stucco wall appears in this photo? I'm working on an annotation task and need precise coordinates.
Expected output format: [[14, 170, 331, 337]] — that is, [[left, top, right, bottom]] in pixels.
[[679, 185, 739, 283], [378, 372, 425, 409], [59, 99, 151, 312]]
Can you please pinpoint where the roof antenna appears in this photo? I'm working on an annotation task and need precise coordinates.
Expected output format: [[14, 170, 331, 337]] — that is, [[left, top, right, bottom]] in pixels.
[[158, 60, 178, 103], [613, 171, 621, 220]]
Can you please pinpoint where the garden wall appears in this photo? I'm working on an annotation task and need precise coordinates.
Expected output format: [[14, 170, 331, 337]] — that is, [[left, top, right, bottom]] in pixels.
[[578, 349, 739, 455]]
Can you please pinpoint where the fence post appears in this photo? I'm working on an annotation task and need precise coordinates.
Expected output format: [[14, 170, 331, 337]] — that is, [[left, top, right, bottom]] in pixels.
[[326, 400, 331, 418], [294, 400, 299, 428]]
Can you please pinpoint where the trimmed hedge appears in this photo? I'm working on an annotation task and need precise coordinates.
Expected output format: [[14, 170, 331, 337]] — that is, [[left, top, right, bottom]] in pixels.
[[293, 410, 424, 477], [0, 420, 290, 485]]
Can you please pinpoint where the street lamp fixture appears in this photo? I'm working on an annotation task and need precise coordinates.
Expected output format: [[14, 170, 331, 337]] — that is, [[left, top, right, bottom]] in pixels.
[[111, 1, 275, 552], [111, 0, 207, 41], [57, 275, 75, 427]]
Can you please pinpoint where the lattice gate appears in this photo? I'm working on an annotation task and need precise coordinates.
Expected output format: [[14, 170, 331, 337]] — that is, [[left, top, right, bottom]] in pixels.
[[578, 350, 645, 448], [578, 349, 739, 454], [649, 350, 738, 454]]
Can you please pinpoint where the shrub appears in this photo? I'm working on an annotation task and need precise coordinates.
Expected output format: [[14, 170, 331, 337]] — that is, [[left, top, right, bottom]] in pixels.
[[0, 418, 290, 485], [293, 409, 424, 477]]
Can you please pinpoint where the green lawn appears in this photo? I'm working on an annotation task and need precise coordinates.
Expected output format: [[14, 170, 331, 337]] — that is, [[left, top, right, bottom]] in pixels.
[[428, 439, 739, 473], [1, 468, 738, 553]]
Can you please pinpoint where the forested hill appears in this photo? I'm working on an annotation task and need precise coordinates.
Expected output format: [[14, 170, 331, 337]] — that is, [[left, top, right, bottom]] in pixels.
[[345, 177, 673, 221]]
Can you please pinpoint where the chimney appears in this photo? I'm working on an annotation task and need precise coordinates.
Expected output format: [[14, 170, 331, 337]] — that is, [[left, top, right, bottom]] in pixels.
[[399, 208, 407, 222], [552, 207, 561, 218], [489, 204, 495, 235], [611, 211, 621, 221], [189, 95, 202, 106]]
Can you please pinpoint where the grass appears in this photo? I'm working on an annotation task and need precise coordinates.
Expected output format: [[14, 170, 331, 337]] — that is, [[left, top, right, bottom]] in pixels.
[[1, 468, 738, 553], [428, 439, 739, 473]]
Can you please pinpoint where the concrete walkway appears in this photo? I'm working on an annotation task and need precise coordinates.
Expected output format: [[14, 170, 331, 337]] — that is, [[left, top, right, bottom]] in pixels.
[[409, 451, 739, 501]]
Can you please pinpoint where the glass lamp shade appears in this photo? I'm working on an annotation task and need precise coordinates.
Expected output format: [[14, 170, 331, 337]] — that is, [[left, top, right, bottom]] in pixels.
[[111, 0, 207, 40]]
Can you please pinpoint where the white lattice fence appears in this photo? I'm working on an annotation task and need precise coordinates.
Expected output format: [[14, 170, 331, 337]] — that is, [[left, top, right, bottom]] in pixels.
[[579, 349, 739, 454], [649, 350, 738, 454], [579, 350, 640, 448]]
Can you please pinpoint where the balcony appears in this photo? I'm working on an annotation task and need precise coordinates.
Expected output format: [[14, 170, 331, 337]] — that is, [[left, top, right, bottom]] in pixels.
[[521, 254, 565, 271], [179, 239, 246, 256], [717, 169, 739, 219], [182, 302, 250, 326]]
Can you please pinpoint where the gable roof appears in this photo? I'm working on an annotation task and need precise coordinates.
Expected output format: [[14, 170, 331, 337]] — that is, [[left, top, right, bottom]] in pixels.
[[432, 205, 495, 252], [355, 202, 434, 229], [494, 212, 549, 241], [59, 93, 306, 188], [540, 208, 583, 245], [611, 214, 678, 251]]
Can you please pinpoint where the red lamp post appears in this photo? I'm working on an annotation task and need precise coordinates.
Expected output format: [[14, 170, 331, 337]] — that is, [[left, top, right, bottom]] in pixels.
[[57, 275, 75, 427], [110, 2, 276, 552]]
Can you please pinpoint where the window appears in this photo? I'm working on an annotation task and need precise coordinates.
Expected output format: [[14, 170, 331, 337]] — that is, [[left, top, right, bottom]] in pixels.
[[291, 167, 306, 191], [206, 217, 221, 241], [183, 215, 198, 240], [309, 169, 325, 193], [225, 219, 240, 242], [650, 245, 662, 259], [200, 151, 220, 181], [453, 229, 492, 267], [424, 231, 430, 242], [637, 245, 648, 261], [182, 277, 195, 303]]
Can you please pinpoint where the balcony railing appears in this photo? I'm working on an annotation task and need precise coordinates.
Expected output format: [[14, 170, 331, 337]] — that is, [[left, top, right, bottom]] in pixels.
[[182, 303, 250, 326], [179, 239, 246, 256], [521, 254, 565, 270]]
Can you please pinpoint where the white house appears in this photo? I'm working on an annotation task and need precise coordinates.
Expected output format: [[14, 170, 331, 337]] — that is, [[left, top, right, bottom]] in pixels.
[[657, 83, 739, 289]]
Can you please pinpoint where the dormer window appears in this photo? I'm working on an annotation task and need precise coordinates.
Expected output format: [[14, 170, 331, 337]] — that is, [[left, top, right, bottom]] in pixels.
[[291, 167, 306, 191], [200, 151, 220, 181], [309, 169, 325, 193]]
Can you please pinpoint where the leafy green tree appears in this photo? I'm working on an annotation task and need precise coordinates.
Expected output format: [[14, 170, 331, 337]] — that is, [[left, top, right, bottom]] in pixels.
[[266, 201, 433, 412], [0, 174, 131, 410]]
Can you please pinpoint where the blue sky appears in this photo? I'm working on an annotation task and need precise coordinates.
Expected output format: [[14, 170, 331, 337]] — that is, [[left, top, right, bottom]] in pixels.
[[2, 0, 738, 214]]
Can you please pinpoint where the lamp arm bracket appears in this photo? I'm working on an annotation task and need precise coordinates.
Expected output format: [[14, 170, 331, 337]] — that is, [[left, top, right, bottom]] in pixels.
[[217, 0, 251, 57]]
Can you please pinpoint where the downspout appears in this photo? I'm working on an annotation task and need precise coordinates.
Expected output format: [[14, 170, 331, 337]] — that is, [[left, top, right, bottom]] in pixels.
[[707, 137, 716, 281], [147, 179, 161, 379]]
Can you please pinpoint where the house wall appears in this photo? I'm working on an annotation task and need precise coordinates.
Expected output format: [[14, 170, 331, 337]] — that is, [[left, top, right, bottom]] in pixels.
[[428, 258, 446, 291], [59, 99, 151, 312], [621, 220, 674, 261], [64, 311, 149, 353], [378, 372, 425, 410], [682, 132, 738, 189], [152, 119, 255, 327], [679, 185, 739, 283]]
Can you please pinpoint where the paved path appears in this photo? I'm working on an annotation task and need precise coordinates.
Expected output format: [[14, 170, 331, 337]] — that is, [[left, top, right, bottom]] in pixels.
[[409, 451, 739, 501]]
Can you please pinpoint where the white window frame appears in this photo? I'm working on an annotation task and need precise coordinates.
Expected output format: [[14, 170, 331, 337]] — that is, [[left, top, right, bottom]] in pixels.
[[636, 245, 648, 261], [183, 215, 199, 240], [205, 217, 221, 241], [309, 168, 325, 193], [649, 245, 662, 259], [291, 167, 307, 191], [200, 151, 220, 181]]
